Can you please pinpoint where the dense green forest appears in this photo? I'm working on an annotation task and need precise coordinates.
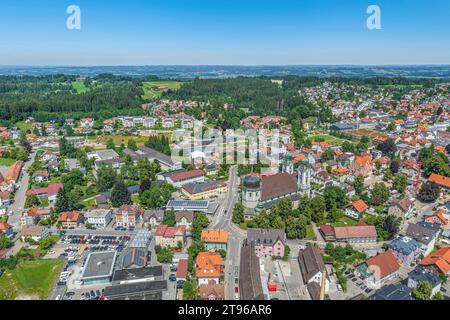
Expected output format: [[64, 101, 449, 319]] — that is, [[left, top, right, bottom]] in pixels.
[[0, 74, 153, 125]]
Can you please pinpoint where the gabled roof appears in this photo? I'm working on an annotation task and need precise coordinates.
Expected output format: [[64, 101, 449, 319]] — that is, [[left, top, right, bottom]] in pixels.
[[196, 252, 222, 278], [334, 225, 377, 239], [351, 200, 369, 214], [428, 173, 450, 188], [298, 246, 326, 284], [201, 229, 228, 244], [260, 173, 297, 202], [364, 250, 400, 280], [420, 247, 450, 274]]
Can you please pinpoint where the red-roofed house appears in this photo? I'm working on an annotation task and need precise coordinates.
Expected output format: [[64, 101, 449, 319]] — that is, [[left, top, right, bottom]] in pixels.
[[428, 173, 450, 190], [334, 225, 377, 243], [176, 259, 188, 281], [350, 156, 373, 177], [420, 247, 450, 275], [345, 200, 369, 219], [0, 222, 13, 237], [59, 212, 84, 229], [425, 209, 450, 230], [26, 183, 63, 203], [356, 250, 400, 286], [155, 225, 186, 248], [166, 169, 205, 187]]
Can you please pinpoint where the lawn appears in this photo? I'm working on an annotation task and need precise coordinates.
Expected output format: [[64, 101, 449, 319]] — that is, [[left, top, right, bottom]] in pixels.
[[332, 216, 358, 227], [0, 158, 16, 166], [142, 81, 183, 101], [0, 259, 64, 300], [102, 135, 149, 148], [15, 121, 32, 133], [307, 133, 350, 147], [72, 81, 89, 94]]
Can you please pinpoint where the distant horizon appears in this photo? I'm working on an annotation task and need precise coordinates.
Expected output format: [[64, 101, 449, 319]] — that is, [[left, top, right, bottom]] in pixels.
[[1, 64, 450, 68]]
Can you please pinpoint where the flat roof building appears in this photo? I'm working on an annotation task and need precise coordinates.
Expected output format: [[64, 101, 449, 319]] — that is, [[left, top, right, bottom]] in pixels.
[[80, 251, 117, 285]]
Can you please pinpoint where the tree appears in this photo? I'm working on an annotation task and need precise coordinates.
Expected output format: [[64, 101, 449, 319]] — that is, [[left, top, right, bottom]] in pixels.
[[383, 215, 401, 240], [353, 175, 364, 195], [371, 182, 389, 206], [310, 196, 326, 223], [377, 139, 397, 158], [54, 188, 69, 213], [25, 194, 40, 208], [320, 149, 335, 163], [387, 122, 396, 132], [232, 203, 245, 225], [106, 138, 116, 151], [0, 235, 12, 250], [127, 139, 138, 151], [286, 216, 307, 239], [157, 248, 174, 263], [139, 178, 152, 193], [327, 207, 344, 223], [418, 182, 441, 203], [392, 174, 408, 194], [183, 276, 200, 300], [323, 186, 347, 210], [191, 213, 209, 241], [390, 161, 400, 174], [110, 181, 132, 208], [97, 165, 117, 192], [342, 141, 357, 154], [61, 169, 85, 192], [412, 281, 432, 300], [164, 209, 176, 227]]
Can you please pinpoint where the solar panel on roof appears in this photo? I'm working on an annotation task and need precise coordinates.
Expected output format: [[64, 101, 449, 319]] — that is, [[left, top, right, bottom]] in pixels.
[[122, 252, 133, 268]]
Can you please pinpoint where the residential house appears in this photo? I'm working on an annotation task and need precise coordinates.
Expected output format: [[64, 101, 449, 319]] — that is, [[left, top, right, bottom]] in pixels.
[[25, 183, 63, 204], [0, 191, 11, 207], [388, 197, 415, 220], [345, 199, 369, 219], [0, 222, 13, 237], [175, 211, 194, 229], [246, 228, 286, 258], [405, 223, 438, 256], [20, 226, 49, 241], [84, 209, 113, 229], [176, 259, 188, 282], [389, 236, 422, 265], [155, 225, 186, 248], [199, 281, 225, 300], [59, 212, 84, 229], [201, 229, 229, 252], [350, 156, 373, 177], [143, 209, 164, 228], [419, 247, 450, 275], [370, 283, 412, 300], [116, 205, 144, 228], [428, 173, 450, 190], [298, 246, 330, 300], [425, 209, 450, 230], [64, 159, 86, 174], [32, 171, 49, 183], [407, 266, 442, 296], [196, 252, 222, 286], [80, 118, 94, 128], [355, 250, 401, 287]]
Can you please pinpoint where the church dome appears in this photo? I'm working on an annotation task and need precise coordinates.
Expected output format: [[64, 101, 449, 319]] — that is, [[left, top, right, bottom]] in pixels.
[[243, 175, 261, 189]]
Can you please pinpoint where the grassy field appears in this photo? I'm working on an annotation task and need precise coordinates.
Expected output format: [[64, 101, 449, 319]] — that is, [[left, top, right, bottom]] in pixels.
[[142, 81, 183, 100], [383, 84, 423, 89], [72, 81, 89, 94], [0, 158, 17, 166], [332, 216, 358, 227], [0, 259, 64, 300], [307, 133, 350, 146], [108, 135, 149, 147], [15, 121, 32, 133]]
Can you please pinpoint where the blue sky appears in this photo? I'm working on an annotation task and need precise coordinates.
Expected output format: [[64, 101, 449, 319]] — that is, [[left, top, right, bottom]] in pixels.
[[0, 0, 449, 65]]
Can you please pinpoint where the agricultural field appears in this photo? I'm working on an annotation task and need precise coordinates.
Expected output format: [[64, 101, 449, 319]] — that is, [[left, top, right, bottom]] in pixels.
[[142, 81, 183, 100], [72, 81, 89, 94], [0, 259, 64, 300]]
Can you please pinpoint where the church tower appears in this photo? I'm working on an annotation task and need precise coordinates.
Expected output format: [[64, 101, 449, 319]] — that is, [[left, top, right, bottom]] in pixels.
[[297, 158, 312, 197]]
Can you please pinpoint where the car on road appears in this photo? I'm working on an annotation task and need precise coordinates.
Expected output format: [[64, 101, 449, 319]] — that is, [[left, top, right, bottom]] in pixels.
[[169, 274, 177, 282], [176, 280, 185, 289]]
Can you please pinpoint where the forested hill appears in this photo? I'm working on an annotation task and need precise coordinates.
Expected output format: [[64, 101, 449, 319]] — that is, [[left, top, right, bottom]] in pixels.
[[0, 74, 151, 124]]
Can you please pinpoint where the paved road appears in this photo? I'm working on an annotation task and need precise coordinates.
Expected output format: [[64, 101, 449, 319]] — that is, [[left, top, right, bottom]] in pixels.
[[8, 151, 36, 228], [209, 165, 246, 300]]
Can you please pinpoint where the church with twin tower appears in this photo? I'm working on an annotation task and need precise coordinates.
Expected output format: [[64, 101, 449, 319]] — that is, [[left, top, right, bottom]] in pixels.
[[241, 152, 312, 215]]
